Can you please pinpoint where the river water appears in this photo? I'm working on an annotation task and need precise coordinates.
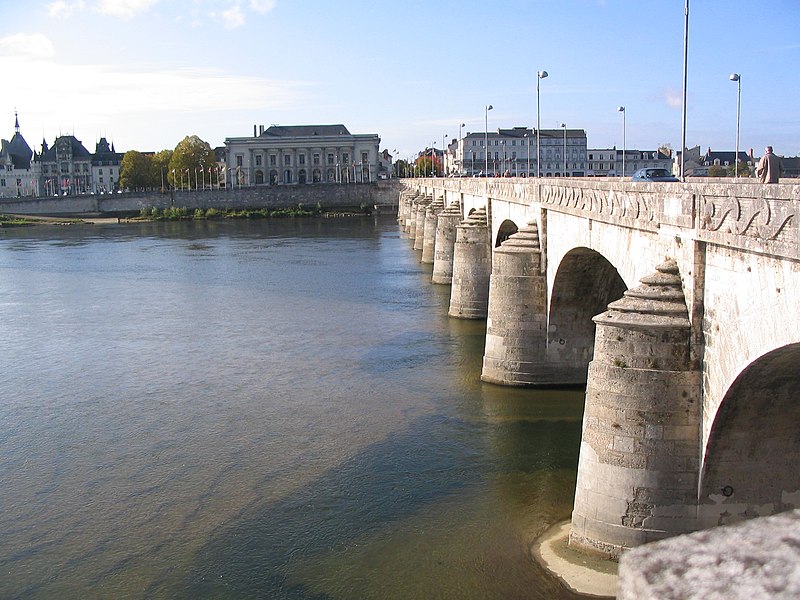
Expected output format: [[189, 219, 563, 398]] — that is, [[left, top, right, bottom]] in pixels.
[[0, 215, 585, 599]]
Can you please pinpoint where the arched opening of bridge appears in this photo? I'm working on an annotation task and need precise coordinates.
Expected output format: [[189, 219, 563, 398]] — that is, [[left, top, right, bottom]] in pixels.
[[495, 219, 518, 247], [547, 248, 627, 384], [699, 343, 800, 528]]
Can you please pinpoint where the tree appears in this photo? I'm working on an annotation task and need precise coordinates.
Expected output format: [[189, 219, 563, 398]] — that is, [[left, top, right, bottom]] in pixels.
[[394, 159, 410, 177], [707, 164, 727, 177], [726, 161, 751, 177], [169, 135, 214, 190], [119, 151, 154, 190], [414, 152, 442, 177], [151, 149, 173, 190]]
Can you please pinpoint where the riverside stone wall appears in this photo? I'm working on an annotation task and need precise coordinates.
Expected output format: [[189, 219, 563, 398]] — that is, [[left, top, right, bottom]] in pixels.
[[0, 182, 400, 216]]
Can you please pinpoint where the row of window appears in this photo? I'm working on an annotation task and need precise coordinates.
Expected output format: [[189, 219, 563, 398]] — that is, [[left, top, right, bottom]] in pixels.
[[238, 151, 370, 168], [466, 152, 583, 161], [469, 139, 583, 147]]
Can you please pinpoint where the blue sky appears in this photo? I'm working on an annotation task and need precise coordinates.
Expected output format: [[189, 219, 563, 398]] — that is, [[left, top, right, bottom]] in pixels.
[[2, 0, 798, 160]]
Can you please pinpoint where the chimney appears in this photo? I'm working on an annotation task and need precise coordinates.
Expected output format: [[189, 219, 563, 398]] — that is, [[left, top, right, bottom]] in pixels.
[[254, 124, 257, 137]]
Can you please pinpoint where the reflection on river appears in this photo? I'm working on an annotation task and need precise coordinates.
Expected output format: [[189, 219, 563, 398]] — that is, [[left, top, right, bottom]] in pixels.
[[0, 216, 585, 599]]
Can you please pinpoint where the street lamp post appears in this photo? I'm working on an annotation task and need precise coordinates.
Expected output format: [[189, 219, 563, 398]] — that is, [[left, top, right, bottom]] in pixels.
[[458, 123, 465, 175], [485, 104, 493, 174], [617, 106, 626, 178], [730, 73, 741, 178], [536, 70, 548, 177], [524, 133, 530, 176], [560, 123, 567, 176], [442, 133, 448, 176], [680, 0, 689, 181]]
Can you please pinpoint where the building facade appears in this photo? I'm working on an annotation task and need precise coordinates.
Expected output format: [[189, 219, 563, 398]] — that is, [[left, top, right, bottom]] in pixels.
[[0, 114, 37, 197], [588, 148, 673, 177], [453, 127, 587, 177], [223, 124, 381, 186]]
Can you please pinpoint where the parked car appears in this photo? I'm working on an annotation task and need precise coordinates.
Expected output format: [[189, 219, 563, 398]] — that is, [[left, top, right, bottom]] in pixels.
[[631, 168, 679, 182]]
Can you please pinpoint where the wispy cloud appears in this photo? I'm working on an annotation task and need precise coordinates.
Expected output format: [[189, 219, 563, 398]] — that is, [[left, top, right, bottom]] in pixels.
[[218, 0, 277, 28], [661, 87, 682, 110], [249, 0, 276, 14], [0, 33, 310, 137], [44, 0, 277, 26], [221, 4, 246, 29], [45, 1, 86, 18], [95, 0, 161, 19], [0, 33, 56, 59]]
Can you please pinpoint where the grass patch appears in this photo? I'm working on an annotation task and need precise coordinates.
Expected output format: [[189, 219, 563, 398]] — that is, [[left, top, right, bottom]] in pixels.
[[132, 203, 371, 222]]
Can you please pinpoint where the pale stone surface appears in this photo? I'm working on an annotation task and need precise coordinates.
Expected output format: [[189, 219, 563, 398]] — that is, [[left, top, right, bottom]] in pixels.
[[618, 510, 800, 600], [403, 179, 800, 565]]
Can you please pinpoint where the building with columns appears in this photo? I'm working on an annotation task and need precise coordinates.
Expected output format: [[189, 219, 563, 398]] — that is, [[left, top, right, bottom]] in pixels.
[[223, 124, 381, 186]]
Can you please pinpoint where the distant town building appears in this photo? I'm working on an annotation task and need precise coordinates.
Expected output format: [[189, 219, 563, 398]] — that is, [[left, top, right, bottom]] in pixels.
[[0, 113, 37, 197], [223, 124, 381, 186], [91, 138, 123, 193], [587, 148, 618, 177], [1, 113, 124, 197], [454, 127, 587, 177], [618, 148, 673, 178], [782, 156, 800, 178], [674, 145, 704, 176], [377, 149, 393, 179], [673, 146, 757, 178], [38, 135, 94, 196]]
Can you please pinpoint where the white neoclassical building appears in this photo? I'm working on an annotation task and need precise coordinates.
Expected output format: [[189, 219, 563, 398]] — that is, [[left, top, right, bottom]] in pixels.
[[223, 124, 381, 186]]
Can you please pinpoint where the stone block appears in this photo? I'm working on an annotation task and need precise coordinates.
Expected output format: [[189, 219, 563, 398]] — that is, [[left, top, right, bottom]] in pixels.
[[618, 509, 800, 600]]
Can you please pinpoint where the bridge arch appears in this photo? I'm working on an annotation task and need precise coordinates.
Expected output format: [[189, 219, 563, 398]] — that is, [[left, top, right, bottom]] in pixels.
[[547, 247, 627, 384], [495, 219, 518, 247], [699, 343, 800, 527]]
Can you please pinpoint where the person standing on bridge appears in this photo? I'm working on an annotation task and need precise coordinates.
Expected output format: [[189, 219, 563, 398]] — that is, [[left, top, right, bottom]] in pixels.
[[756, 146, 783, 183]]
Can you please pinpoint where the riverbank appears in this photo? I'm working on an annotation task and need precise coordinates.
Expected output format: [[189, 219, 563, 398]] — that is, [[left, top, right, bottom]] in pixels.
[[0, 214, 89, 227], [1, 208, 374, 228], [532, 521, 618, 598]]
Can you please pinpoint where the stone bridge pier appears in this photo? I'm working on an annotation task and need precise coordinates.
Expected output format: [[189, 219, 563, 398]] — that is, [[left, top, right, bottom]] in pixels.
[[400, 176, 800, 560]]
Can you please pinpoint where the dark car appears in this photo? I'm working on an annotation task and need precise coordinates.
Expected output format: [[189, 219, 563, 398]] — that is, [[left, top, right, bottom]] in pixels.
[[631, 168, 679, 182]]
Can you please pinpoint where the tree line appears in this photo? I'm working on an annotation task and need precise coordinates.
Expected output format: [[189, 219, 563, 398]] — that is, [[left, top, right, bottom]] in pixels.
[[118, 135, 215, 191]]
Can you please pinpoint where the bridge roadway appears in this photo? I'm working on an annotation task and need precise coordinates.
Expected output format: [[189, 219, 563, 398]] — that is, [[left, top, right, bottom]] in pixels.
[[398, 176, 800, 559]]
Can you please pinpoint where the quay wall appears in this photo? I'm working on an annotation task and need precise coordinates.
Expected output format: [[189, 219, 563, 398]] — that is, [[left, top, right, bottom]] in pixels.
[[0, 182, 400, 216]]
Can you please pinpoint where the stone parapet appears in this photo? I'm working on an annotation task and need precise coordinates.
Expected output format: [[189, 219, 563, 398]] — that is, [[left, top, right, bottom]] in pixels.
[[617, 509, 800, 599], [406, 177, 800, 260]]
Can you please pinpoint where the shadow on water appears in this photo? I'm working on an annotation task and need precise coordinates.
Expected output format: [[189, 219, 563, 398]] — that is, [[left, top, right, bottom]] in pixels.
[[173, 400, 585, 600]]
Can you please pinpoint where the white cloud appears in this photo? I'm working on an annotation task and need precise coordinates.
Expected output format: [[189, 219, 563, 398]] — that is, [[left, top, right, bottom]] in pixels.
[[249, 0, 276, 14], [46, 1, 86, 18], [0, 33, 56, 59], [0, 50, 309, 128], [221, 4, 245, 29], [94, 0, 160, 19], [662, 87, 683, 110]]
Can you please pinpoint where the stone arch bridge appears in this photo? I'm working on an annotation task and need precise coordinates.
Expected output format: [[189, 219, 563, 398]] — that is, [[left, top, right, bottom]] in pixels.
[[398, 177, 800, 558]]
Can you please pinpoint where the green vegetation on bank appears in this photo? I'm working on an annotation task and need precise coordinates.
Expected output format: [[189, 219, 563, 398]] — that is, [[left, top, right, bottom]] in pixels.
[[134, 202, 371, 221], [0, 214, 36, 227]]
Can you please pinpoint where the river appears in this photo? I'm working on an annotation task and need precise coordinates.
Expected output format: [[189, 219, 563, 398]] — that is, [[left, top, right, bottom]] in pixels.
[[0, 215, 585, 599]]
